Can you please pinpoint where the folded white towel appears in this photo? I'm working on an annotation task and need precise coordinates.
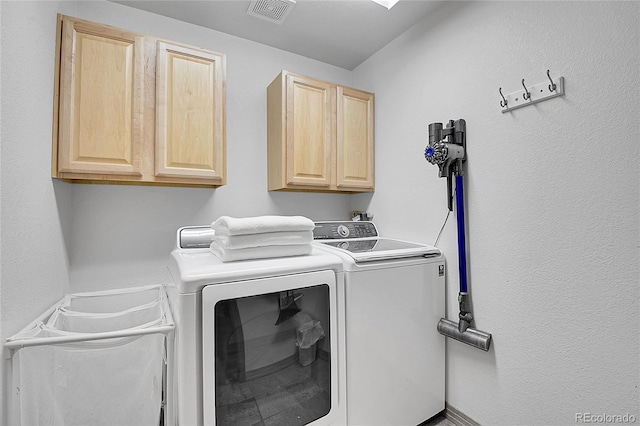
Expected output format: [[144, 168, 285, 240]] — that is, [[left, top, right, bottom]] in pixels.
[[212, 230, 313, 250], [211, 215, 315, 236], [210, 242, 312, 262]]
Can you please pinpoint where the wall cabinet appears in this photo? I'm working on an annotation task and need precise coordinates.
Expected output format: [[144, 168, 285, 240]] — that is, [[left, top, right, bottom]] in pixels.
[[267, 71, 374, 193], [52, 15, 226, 187]]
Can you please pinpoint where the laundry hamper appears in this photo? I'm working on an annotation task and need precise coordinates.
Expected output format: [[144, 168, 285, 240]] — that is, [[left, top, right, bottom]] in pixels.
[[4, 284, 175, 426]]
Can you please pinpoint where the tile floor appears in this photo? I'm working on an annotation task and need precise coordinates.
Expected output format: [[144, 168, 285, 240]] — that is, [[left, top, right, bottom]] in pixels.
[[422, 413, 458, 426], [215, 357, 331, 425]]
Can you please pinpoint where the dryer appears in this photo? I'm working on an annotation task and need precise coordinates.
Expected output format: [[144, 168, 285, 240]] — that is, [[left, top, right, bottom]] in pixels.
[[313, 221, 445, 426], [168, 226, 347, 426]]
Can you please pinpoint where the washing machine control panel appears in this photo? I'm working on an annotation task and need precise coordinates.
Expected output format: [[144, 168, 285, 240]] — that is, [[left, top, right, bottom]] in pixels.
[[313, 221, 378, 240]]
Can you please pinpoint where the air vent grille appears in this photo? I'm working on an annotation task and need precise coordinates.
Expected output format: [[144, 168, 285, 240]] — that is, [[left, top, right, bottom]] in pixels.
[[247, 0, 295, 25]]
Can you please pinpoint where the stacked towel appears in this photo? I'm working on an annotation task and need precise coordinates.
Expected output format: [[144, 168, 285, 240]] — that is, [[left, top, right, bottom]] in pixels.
[[211, 215, 315, 236], [210, 215, 315, 262], [212, 231, 312, 250]]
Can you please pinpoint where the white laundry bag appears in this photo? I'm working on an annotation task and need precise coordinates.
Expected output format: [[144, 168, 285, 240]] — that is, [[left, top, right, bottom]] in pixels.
[[7, 285, 173, 426]]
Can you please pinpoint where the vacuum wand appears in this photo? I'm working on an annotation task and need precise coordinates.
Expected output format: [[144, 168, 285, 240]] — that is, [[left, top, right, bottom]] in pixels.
[[425, 119, 492, 351]]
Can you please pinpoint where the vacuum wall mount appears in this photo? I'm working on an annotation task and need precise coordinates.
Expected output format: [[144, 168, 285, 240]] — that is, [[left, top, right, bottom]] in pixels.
[[425, 119, 492, 351]]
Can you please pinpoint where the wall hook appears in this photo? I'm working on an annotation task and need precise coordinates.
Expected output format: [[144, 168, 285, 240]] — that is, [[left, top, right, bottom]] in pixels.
[[499, 87, 508, 108], [500, 72, 565, 113], [546, 69, 557, 92], [522, 79, 531, 100]]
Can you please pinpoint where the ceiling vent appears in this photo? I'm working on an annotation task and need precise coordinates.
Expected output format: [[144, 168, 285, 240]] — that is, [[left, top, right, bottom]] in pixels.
[[247, 0, 295, 25]]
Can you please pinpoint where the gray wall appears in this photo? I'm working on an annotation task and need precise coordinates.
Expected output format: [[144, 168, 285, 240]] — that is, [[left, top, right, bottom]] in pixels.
[[353, 1, 639, 424], [1, 1, 638, 424], [1, 0, 353, 419]]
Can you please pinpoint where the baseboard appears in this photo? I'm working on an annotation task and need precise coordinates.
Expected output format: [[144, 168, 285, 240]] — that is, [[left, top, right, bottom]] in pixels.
[[446, 403, 481, 426]]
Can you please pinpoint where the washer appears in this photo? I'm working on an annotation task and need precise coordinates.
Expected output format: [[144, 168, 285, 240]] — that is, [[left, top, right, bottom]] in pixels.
[[313, 221, 445, 426], [167, 226, 347, 426]]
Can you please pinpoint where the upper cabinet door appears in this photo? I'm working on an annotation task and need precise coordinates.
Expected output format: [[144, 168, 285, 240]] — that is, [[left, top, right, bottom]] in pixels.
[[285, 73, 333, 187], [155, 41, 226, 183], [336, 87, 374, 190], [57, 17, 144, 175]]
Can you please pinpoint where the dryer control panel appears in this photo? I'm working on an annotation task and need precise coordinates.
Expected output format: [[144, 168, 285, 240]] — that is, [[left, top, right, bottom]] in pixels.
[[178, 226, 215, 248], [313, 221, 378, 240]]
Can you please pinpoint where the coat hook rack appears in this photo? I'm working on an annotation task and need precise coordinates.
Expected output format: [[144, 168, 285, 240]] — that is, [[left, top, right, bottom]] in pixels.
[[500, 70, 564, 113]]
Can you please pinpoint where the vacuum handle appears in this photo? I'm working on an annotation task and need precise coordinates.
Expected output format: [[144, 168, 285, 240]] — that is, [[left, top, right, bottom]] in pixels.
[[455, 174, 468, 293]]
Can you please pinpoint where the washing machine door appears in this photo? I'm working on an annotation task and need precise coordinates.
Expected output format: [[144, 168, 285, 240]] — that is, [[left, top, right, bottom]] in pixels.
[[202, 269, 344, 426]]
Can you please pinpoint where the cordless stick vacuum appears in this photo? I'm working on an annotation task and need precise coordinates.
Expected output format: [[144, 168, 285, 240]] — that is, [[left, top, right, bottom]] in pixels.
[[425, 119, 492, 351]]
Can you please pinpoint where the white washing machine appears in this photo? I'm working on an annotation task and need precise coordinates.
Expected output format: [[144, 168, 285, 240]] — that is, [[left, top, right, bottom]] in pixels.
[[167, 226, 347, 426], [313, 221, 445, 426]]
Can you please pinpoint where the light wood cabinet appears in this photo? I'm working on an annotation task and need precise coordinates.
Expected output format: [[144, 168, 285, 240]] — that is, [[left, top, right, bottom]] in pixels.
[[52, 15, 226, 187], [155, 41, 226, 182], [267, 71, 374, 193]]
